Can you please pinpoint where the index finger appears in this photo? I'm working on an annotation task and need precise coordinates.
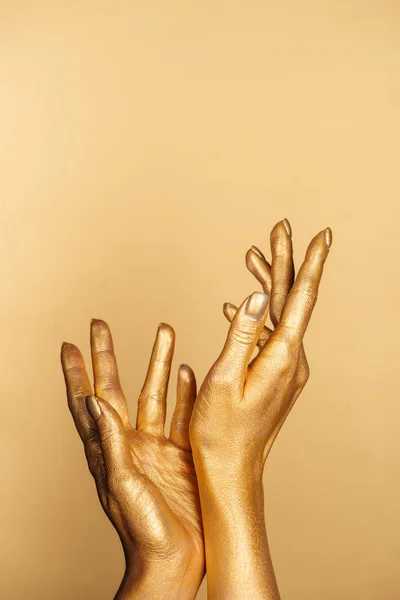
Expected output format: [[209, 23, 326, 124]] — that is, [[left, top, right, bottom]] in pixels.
[[275, 228, 332, 343]]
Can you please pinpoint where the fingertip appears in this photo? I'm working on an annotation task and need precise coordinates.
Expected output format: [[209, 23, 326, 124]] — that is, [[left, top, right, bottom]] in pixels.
[[270, 220, 282, 240], [61, 341, 75, 356], [178, 365, 196, 392], [245, 248, 272, 294], [223, 302, 236, 310], [306, 229, 331, 259], [90, 319, 113, 344], [156, 323, 175, 358], [271, 218, 292, 242], [61, 340, 76, 351], [179, 363, 194, 378], [245, 247, 264, 270], [157, 322, 175, 341], [91, 318, 105, 326], [223, 302, 236, 322], [60, 342, 83, 364]]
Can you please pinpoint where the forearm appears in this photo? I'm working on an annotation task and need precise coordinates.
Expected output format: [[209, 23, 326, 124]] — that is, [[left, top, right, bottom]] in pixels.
[[195, 459, 280, 600], [115, 556, 201, 600]]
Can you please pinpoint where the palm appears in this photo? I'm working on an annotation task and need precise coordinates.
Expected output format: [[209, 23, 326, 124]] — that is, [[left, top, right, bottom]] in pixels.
[[61, 319, 205, 589], [126, 426, 203, 557]]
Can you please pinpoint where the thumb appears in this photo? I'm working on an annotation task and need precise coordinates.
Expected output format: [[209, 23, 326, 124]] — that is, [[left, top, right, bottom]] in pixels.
[[215, 291, 269, 384], [85, 395, 135, 487]]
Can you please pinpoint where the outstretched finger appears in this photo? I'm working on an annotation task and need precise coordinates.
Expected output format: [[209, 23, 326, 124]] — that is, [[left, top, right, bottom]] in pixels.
[[274, 228, 332, 344], [136, 323, 175, 436], [169, 365, 197, 451], [90, 319, 130, 425], [269, 219, 295, 327]]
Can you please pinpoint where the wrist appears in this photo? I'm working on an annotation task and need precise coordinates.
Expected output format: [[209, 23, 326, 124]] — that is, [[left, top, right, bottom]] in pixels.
[[193, 446, 264, 496]]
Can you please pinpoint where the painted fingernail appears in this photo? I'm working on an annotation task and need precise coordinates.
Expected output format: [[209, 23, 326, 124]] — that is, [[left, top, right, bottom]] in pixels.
[[86, 395, 102, 420], [223, 302, 236, 311], [245, 292, 269, 318], [324, 227, 332, 248], [250, 245, 266, 260], [282, 218, 292, 237]]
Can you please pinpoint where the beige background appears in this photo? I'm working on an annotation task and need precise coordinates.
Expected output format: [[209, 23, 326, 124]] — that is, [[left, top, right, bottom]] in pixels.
[[1, 1, 400, 598]]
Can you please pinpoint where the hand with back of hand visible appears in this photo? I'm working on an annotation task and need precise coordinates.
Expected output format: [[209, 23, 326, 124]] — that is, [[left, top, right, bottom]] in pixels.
[[189, 220, 332, 599]]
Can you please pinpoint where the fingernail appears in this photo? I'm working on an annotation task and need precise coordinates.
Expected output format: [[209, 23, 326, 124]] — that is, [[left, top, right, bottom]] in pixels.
[[245, 292, 269, 318], [324, 227, 332, 248], [282, 218, 292, 237], [223, 302, 236, 310], [223, 302, 236, 322], [250, 245, 266, 260], [61, 341, 68, 349], [86, 395, 102, 420]]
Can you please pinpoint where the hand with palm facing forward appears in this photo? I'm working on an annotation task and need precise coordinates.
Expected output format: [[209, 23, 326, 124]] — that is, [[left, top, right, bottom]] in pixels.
[[61, 320, 204, 600]]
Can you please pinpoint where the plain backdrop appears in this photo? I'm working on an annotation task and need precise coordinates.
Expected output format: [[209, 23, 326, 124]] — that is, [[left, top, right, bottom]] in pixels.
[[1, 1, 400, 598]]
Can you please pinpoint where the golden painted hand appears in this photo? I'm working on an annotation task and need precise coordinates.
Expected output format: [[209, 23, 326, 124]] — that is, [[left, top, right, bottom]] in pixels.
[[61, 320, 204, 600], [222, 218, 326, 455], [190, 221, 332, 599]]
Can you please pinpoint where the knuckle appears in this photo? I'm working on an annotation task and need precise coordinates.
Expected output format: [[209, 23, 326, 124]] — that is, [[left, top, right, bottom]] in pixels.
[[275, 324, 298, 345], [292, 285, 317, 306], [171, 415, 188, 431], [230, 323, 257, 346], [97, 379, 119, 392], [207, 364, 234, 391], [270, 338, 300, 375], [144, 392, 163, 402]]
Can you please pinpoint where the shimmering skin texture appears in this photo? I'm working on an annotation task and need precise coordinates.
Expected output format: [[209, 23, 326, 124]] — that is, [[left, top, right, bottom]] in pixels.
[[61, 322, 204, 599], [189, 220, 332, 600]]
